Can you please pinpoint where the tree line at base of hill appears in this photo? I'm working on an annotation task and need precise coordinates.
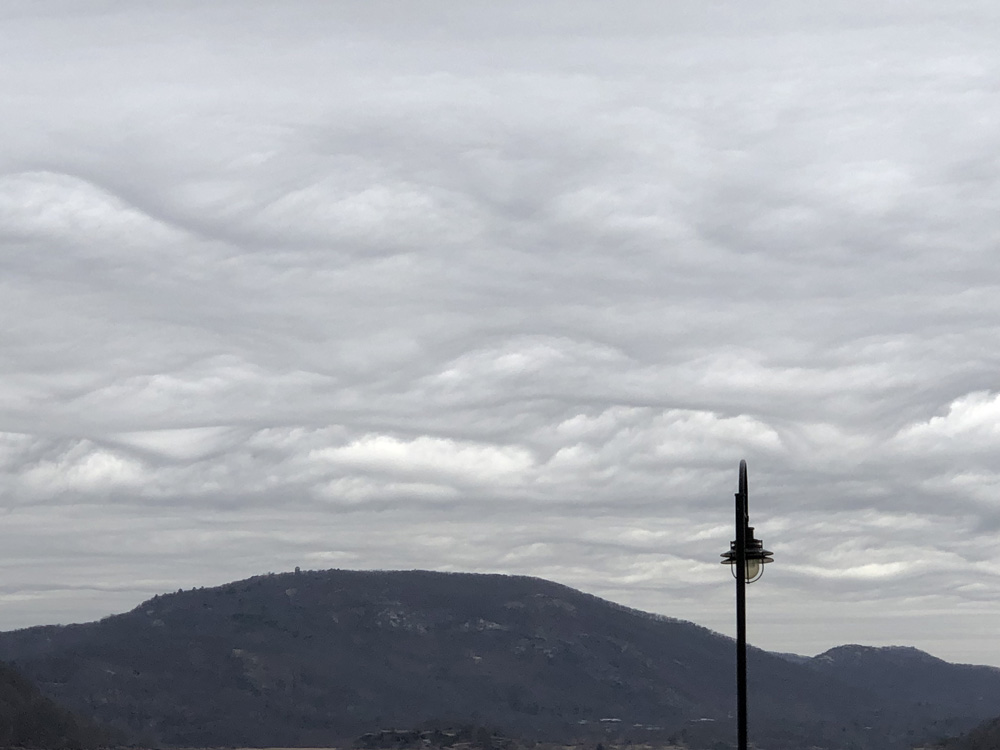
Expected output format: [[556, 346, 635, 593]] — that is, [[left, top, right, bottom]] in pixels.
[[0, 661, 120, 749], [936, 715, 1000, 750]]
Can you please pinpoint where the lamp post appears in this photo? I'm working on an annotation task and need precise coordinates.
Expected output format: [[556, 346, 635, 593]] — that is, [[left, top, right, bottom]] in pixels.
[[720, 459, 773, 750]]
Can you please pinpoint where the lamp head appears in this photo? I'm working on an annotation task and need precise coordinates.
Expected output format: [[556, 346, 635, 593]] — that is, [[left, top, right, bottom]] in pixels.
[[720, 527, 774, 583]]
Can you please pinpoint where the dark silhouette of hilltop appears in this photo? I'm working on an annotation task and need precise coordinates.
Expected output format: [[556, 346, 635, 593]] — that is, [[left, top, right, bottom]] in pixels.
[[0, 569, 996, 749]]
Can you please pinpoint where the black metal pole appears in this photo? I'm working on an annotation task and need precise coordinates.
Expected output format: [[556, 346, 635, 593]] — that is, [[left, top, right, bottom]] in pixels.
[[735, 460, 748, 750]]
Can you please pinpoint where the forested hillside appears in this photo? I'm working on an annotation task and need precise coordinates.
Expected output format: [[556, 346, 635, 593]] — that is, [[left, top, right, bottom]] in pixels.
[[0, 660, 117, 748], [0, 569, 996, 750]]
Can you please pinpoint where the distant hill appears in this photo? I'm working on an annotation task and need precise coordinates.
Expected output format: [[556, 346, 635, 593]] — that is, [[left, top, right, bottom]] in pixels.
[[0, 659, 117, 748], [809, 644, 1000, 740], [0, 569, 997, 750]]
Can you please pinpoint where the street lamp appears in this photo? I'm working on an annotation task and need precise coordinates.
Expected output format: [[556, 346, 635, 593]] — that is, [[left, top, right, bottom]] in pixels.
[[719, 459, 773, 750]]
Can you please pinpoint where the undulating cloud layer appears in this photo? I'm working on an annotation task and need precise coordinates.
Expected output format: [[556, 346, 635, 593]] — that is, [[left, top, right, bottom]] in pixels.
[[2, 0, 1000, 665]]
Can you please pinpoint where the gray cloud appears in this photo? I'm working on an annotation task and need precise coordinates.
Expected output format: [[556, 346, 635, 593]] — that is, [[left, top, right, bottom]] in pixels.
[[2, 0, 1000, 665]]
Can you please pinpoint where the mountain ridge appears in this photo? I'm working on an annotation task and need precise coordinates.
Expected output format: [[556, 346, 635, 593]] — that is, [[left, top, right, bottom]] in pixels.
[[0, 568, 996, 750]]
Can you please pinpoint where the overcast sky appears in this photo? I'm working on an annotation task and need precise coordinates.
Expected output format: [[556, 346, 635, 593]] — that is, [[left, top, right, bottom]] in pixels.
[[2, 0, 1000, 667]]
